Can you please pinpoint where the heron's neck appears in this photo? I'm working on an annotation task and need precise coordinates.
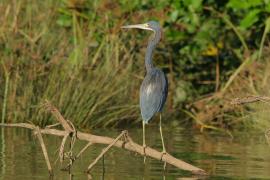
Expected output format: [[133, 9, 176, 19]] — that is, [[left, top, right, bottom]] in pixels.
[[145, 30, 161, 73]]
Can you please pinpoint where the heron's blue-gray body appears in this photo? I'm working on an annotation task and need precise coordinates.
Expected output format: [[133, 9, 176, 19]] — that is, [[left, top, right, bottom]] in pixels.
[[138, 21, 168, 123], [140, 68, 168, 123]]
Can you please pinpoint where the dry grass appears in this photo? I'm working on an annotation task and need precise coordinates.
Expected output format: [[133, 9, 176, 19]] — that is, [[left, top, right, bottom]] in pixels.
[[0, 0, 143, 128], [227, 51, 270, 131], [190, 47, 270, 132]]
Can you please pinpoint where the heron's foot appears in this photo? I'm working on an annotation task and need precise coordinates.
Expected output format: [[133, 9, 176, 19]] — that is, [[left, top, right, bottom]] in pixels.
[[160, 150, 167, 161], [160, 151, 167, 170], [143, 144, 147, 164], [142, 144, 147, 154]]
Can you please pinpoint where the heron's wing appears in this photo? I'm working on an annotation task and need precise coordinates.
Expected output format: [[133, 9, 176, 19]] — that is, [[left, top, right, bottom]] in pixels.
[[140, 69, 168, 122]]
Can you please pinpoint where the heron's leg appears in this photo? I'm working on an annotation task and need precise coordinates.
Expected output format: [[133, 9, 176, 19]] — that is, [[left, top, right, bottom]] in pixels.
[[142, 120, 146, 163], [159, 113, 167, 169], [159, 113, 167, 170], [159, 113, 166, 153]]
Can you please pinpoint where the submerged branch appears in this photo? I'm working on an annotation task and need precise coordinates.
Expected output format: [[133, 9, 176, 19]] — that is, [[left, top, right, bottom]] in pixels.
[[87, 130, 126, 172], [34, 126, 53, 176]]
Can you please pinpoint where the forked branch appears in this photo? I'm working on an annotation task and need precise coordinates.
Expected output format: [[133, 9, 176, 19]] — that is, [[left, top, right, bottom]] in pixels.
[[0, 102, 207, 176]]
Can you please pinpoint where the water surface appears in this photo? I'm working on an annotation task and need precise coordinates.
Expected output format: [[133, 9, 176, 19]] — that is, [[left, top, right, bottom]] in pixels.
[[0, 125, 269, 179]]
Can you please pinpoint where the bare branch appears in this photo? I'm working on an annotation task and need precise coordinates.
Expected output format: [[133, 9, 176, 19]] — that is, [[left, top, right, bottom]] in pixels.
[[230, 95, 270, 105], [34, 126, 53, 176], [87, 131, 126, 172], [59, 133, 69, 164], [43, 101, 73, 132], [45, 123, 61, 129], [62, 142, 93, 171], [77, 142, 93, 158]]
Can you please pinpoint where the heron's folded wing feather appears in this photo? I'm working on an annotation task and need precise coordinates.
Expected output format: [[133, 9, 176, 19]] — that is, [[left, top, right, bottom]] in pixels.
[[140, 69, 167, 122]]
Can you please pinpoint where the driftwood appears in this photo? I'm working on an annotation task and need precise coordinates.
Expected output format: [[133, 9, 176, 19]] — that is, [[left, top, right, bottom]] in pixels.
[[0, 102, 207, 176]]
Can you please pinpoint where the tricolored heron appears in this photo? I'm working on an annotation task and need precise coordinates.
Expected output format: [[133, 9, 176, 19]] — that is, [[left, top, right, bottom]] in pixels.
[[122, 21, 168, 160]]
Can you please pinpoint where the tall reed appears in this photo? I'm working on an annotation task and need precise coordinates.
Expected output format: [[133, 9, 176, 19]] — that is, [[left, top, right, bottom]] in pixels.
[[0, 0, 143, 128]]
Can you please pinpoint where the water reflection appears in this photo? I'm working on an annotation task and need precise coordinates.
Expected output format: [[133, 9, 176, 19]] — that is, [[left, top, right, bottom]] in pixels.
[[0, 126, 269, 179]]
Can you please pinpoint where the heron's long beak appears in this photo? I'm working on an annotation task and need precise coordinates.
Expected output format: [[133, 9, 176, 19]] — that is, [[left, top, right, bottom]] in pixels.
[[121, 23, 152, 31]]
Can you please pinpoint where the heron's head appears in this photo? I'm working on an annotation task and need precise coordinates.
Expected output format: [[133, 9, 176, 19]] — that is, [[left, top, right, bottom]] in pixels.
[[121, 20, 161, 32]]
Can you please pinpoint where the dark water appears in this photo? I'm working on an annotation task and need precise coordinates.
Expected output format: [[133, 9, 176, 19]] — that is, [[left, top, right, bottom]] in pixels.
[[0, 125, 270, 180]]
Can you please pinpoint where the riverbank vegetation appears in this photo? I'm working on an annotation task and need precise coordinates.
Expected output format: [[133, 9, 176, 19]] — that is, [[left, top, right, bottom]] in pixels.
[[0, 0, 270, 132]]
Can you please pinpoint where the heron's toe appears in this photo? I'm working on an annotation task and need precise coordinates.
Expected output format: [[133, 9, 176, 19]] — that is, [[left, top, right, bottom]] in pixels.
[[142, 145, 147, 164]]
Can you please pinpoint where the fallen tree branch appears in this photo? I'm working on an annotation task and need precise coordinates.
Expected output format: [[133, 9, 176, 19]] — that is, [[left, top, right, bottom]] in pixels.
[[0, 122, 206, 175], [0, 102, 207, 176]]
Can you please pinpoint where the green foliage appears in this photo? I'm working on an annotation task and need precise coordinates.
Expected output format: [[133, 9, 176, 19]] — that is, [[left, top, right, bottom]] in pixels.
[[163, 0, 269, 106], [0, 0, 269, 130]]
